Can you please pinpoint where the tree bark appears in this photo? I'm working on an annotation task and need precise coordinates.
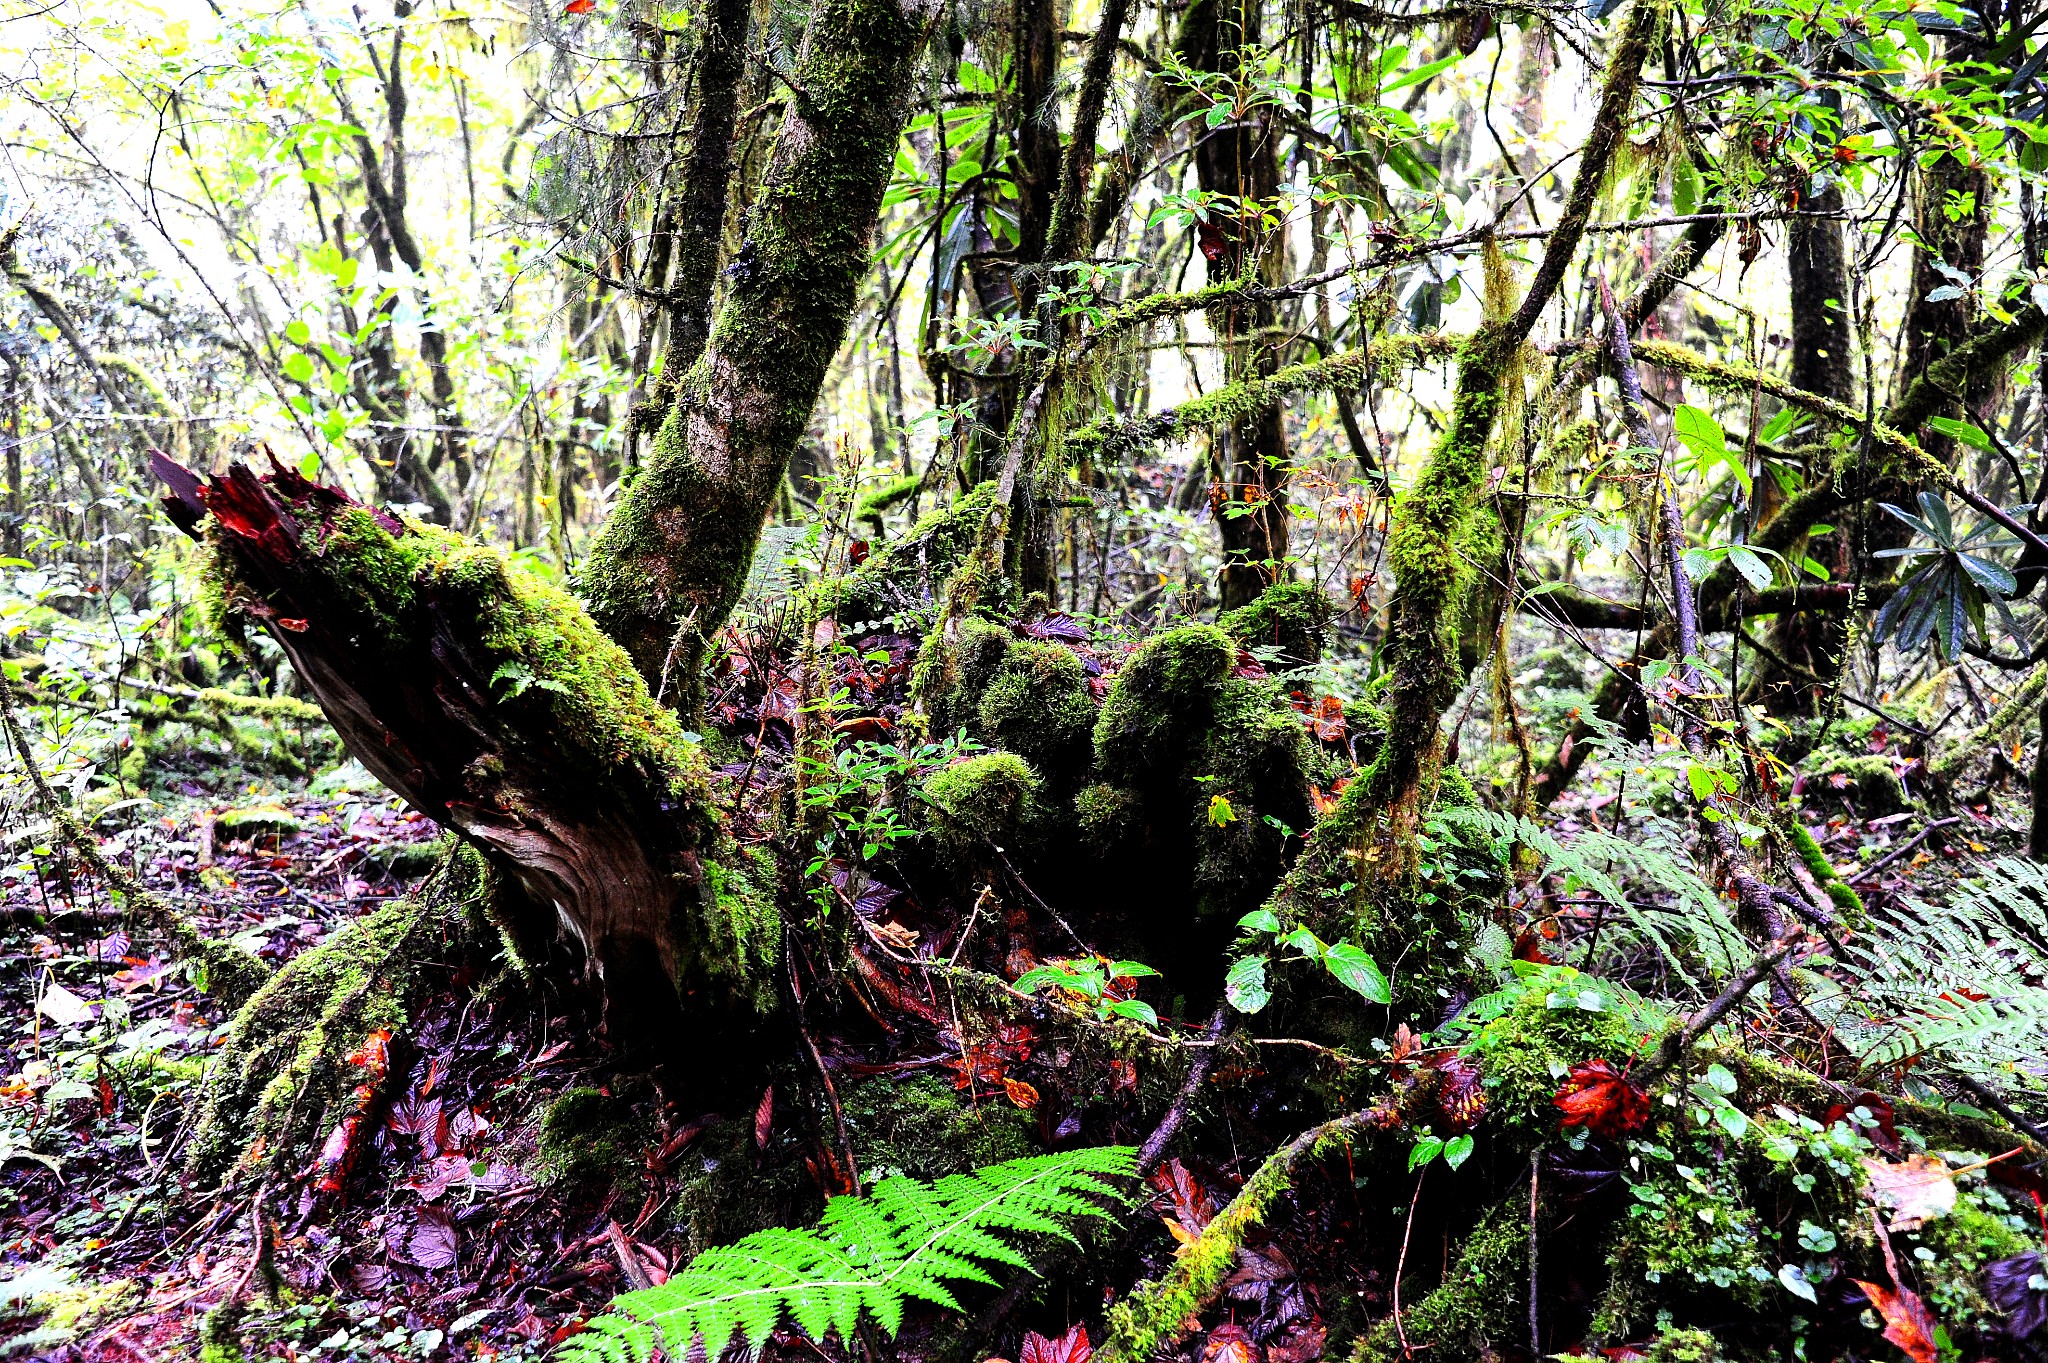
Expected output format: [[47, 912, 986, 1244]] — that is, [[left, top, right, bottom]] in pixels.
[[580, 0, 939, 699]]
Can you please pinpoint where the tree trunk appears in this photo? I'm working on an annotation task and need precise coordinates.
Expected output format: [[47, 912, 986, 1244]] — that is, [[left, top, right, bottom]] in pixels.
[[153, 454, 779, 1071], [580, 0, 939, 699]]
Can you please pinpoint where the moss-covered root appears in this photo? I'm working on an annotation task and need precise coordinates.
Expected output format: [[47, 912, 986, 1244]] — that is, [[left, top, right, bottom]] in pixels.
[[184, 846, 494, 1184], [1929, 660, 2048, 784], [1099, 1110, 1375, 1363], [0, 675, 271, 1009]]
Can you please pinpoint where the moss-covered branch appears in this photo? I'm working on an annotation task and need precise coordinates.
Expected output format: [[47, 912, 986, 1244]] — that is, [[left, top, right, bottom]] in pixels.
[[1099, 1108, 1378, 1363], [1063, 334, 1455, 459]]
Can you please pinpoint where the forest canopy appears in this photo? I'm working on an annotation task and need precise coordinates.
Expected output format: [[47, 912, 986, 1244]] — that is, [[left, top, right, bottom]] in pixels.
[[4, 0, 2048, 1359]]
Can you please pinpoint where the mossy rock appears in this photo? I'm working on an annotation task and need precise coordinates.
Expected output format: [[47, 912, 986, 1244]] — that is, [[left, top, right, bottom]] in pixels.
[[1644, 1327, 1723, 1363], [216, 805, 304, 840], [1803, 752, 1908, 813], [921, 752, 1044, 851], [840, 1071, 1035, 1181], [534, 1086, 654, 1196], [1077, 782, 1144, 852], [1218, 581, 1337, 669]]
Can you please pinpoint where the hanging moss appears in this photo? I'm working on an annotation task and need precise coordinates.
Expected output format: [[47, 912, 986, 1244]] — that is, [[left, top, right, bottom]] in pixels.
[[1218, 581, 1338, 669]]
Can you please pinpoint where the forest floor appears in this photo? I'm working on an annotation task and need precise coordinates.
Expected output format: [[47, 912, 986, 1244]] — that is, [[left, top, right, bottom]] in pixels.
[[0, 619, 2037, 1363]]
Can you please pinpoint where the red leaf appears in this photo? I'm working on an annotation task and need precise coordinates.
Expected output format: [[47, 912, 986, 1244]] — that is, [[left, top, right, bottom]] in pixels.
[[1822, 1091, 1902, 1154], [1020, 1323, 1091, 1363], [1195, 220, 1232, 265], [388, 1204, 459, 1270], [1429, 1053, 1486, 1131], [563, 0, 595, 11], [1149, 1158, 1218, 1236], [1200, 1324, 1258, 1363], [847, 539, 871, 566], [1853, 1280, 1939, 1363], [755, 1085, 774, 1149], [1553, 1059, 1649, 1141]]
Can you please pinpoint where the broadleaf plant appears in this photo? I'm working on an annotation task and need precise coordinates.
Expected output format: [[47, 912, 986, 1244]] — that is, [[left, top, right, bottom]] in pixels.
[[1872, 492, 2022, 659], [555, 1147, 1137, 1363]]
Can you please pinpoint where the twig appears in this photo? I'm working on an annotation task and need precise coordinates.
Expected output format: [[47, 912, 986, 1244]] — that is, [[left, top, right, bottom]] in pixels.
[[1527, 1157, 1541, 1360], [1848, 817, 1963, 885], [1137, 1006, 1227, 1176], [1946, 1072, 2048, 1152], [1636, 930, 1806, 1087], [1393, 1166, 1424, 1357]]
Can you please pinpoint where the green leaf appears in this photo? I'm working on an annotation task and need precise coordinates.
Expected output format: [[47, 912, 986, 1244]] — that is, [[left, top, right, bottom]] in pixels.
[[1726, 544, 1774, 591], [1442, 1134, 1474, 1170], [1104, 998, 1160, 1026], [1237, 909, 1282, 935], [1408, 1136, 1444, 1171], [284, 319, 312, 345], [1107, 960, 1160, 980], [281, 352, 315, 383], [1381, 52, 1461, 94], [1225, 955, 1272, 1014], [1322, 942, 1391, 1004], [1926, 415, 1994, 450]]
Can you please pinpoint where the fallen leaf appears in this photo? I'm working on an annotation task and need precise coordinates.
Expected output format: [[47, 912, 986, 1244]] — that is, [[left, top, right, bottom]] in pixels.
[[1861, 1154, 1957, 1231], [1265, 1322, 1325, 1363], [1553, 1059, 1649, 1141], [1853, 1279, 1939, 1363], [1986, 1252, 2048, 1339], [1002, 1077, 1040, 1109], [1201, 1324, 1259, 1363], [1020, 1323, 1091, 1363], [755, 1086, 774, 1149], [388, 1205, 459, 1270]]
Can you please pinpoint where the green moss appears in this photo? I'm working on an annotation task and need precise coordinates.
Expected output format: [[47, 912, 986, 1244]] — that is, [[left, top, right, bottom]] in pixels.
[[1915, 1186, 2036, 1335], [1803, 752, 1907, 814], [1188, 678, 1316, 916], [186, 845, 494, 1182], [1784, 820, 1864, 925], [1357, 1197, 1527, 1363], [1076, 782, 1144, 851], [1219, 581, 1337, 669], [839, 1072, 1034, 1180], [855, 472, 924, 528], [534, 1086, 653, 1196], [1464, 985, 1665, 1143], [836, 482, 1004, 624], [1644, 1326, 1722, 1363], [921, 752, 1043, 849], [216, 806, 303, 840], [1093, 625, 1235, 783], [975, 641, 1099, 787]]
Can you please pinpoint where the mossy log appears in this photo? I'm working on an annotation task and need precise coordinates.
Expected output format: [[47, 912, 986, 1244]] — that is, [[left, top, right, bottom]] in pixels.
[[152, 454, 777, 1055]]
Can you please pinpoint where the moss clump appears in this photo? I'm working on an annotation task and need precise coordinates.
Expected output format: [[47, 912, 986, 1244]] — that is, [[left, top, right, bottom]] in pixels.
[[974, 641, 1099, 787], [1803, 752, 1908, 814], [1915, 1184, 2037, 1336], [1644, 1326, 1722, 1363], [1461, 982, 1669, 1142], [855, 472, 924, 528], [534, 1086, 653, 1196], [1218, 581, 1337, 669], [839, 1072, 1034, 1181], [1077, 782, 1144, 851], [1357, 1196, 1528, 1363], [921, 752, 1043, 851], [1093, 625, 1236, 783]]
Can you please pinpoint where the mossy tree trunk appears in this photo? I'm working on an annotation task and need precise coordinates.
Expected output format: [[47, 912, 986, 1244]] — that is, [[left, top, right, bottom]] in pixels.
[[578, 0, 941, 701], [156, 456, 779, 1066], [1363, 0, 1658, 852]]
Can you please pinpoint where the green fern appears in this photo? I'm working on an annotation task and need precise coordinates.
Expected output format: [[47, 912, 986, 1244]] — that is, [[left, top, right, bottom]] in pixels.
[[1813, 856, 2048, 1070], [1436, 807, 1746, 987], [556, 1146, 1137, 1363]]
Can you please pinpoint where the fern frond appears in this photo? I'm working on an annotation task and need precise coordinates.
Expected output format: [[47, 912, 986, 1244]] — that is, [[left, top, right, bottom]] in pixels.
[[556, 1146, 1138, 1363], [1810, 856, 2048, 1071], [1437, 807, 1745, 987]]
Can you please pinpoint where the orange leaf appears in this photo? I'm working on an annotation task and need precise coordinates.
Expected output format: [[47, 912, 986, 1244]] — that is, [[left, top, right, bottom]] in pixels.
[[1002, 1077, 1040, 1109], [1553, 1059, 1648, 1141], [1861, 1154, 1957, 1231], [1853, 1280, 1939, 1363]]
